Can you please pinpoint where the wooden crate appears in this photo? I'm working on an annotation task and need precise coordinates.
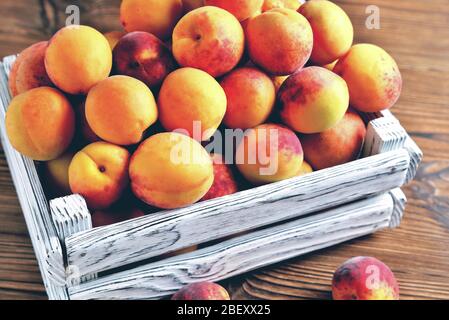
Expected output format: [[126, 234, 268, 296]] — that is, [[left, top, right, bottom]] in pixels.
[[0, 55, 422, 300]]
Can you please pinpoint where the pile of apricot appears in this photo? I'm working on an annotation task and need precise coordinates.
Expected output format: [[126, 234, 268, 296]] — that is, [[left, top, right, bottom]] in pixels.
[[6, 0, 402, 224]]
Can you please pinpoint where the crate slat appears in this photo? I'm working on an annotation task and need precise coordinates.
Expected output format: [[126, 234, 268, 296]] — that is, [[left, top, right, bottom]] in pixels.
[[0, 57, 68, 299], [69, 190, 405, 300], [64, 149, 410, 279]]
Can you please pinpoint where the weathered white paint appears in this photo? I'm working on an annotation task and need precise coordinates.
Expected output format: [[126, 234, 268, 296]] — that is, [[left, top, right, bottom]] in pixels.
[[69, 190, 406, 300]]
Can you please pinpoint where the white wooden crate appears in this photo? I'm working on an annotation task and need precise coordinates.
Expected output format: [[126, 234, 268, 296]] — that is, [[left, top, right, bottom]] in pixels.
[[0, 55, 422, 300]]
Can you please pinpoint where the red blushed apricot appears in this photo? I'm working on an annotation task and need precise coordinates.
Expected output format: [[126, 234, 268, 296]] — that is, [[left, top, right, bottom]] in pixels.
[[299, 0, 354, 65], [202, 154, 239, 201], [278, 66, 349, 134], [172, 282, 230, 300], [9, 41, 53, 97], [334, 44, 402, 112], [120, 0, 183, 40], [5, 87, 75, 161], [69, 142, 130, 210], [204, 0, 263, 21], [172, 6, 245, 77], [45, 25, 112, 95], [236, 124, 303, 185], [220, 67, 275, 129], [245, 8, 313, 75], [300, 110, 367, 170], [332, 256, 399, 300], [113, 31, 176, 88]]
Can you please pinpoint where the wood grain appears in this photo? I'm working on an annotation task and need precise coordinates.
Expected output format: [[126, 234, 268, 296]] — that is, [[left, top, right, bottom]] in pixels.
[[0, 0, 448, 300]]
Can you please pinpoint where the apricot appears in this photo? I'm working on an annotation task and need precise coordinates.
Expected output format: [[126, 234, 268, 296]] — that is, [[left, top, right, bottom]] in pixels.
[[85, 75, 158, 146], [204, 0, 263, 21], [172, 6, 245, 77], [158, 68, 226, 141], [245, 8, 313, 75], [236, 124, 303, 185], [8, 41, 53, 97], [130, 132, 214, 209], [183, 0, 204, 12], [220, 67, 275, 129], [91, 196, 145, 227], [5, 87, 75, 161], [332, 256, 399, 300], [113, 31, 176, 88], [120, 0, 183, 40], [45, 25, 112, 95], [45, 151, 75, 196], [299, 0, 354, 65], [69, 142, 130, 210], [301, 110, 366, 170], [334, 44, 402, 112], [322, 60, 338, 71], [104, 31, 126, 50], [202, 154, 239, 201], [172, 282, 230, 300], [262, 0, 302, 12], [278, 66, 349, 133], [296, 160, 313, 176]]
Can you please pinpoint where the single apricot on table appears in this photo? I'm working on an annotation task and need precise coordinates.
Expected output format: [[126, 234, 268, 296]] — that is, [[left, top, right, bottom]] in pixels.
[[299, 0, 354, 65], [120, 0, 183, 40], [158, 68, 226, 141], [245, 8, 313, 75], [45, 25, 112, 95], [6, 87, 75, 161], [129, 132, 214, 209], [9, 41, 53, 97], [69, 142, 130, 210], [220, 67, 275, 129], [172, 6, 245, 77], [236, 124, 303, 185], [334, 43, 402, 112], [86, 75, 158, 146], [332, 256, 400, 300], [278, 66, 349, 134], [172, 282, 231, 300]]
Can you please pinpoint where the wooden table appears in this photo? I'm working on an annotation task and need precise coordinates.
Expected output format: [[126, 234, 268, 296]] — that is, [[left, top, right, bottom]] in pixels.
[[0, 0, 448, 300]]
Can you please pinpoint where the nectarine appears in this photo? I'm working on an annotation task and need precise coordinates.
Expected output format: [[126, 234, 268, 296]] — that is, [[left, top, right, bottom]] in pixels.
[[113, 31, 176, 88]]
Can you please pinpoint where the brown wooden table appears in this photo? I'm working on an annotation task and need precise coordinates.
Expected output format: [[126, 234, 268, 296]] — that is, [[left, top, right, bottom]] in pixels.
[[0, 0, 448, 300]]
